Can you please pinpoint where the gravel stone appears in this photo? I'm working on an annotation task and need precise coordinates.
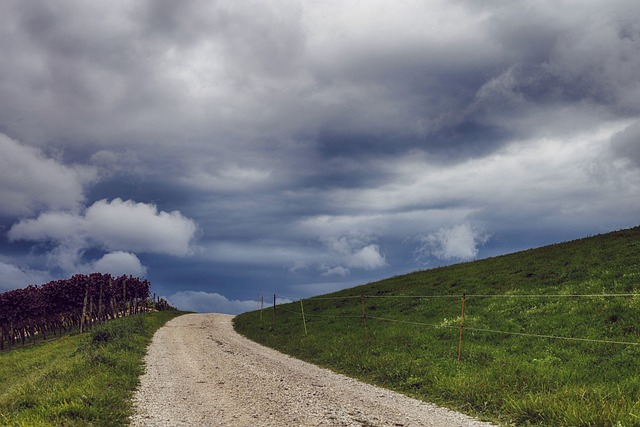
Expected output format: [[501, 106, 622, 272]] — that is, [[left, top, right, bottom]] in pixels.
[[131, 313, 496, 426]]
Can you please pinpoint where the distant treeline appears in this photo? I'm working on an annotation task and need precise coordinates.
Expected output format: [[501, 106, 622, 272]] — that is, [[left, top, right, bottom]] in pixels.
[[0, 273, 161, 350]]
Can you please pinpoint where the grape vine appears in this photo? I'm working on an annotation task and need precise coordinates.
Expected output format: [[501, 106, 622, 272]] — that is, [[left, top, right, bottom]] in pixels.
[[0, 273, 152, 350]]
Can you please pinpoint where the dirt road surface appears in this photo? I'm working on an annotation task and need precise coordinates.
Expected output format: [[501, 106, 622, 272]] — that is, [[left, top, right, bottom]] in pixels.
[[131, 313, 495, 426]]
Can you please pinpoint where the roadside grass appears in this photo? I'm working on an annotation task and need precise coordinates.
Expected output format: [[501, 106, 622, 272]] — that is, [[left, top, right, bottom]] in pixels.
[[0, 310, 185, 427], [234, 226, 640, 426]]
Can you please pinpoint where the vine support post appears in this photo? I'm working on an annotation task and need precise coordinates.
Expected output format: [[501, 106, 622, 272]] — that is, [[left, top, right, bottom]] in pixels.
[[88, 292, 93, 330], [98, 281, 104, 323], [80, 283, 89, 334], [109, 277, 116, 319]]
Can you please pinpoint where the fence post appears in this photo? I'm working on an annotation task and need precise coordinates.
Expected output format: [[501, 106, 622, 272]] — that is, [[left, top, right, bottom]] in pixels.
[[361, 294, 369, 339], [260, 294, 264, 321], [273, 294, 276, 325], [300, 299, 308, 335], [457, 293, 466, 363]]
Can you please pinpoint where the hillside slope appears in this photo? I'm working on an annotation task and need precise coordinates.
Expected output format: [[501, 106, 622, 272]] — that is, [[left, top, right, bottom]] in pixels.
[[235, 226, 640, 426]]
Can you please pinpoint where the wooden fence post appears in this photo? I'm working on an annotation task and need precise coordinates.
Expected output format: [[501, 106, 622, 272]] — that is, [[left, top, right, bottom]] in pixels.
[[457, 293, 466, 363], [273, 294, 276, 325], [361, 294, 369, 339], [300, 299, 308, 335]]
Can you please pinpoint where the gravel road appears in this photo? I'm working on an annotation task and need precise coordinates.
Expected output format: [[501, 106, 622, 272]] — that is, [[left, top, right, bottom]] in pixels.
[[131, 313, 496, 426]]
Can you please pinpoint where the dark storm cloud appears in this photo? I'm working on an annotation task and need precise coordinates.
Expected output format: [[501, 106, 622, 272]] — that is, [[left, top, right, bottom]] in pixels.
[[2, 0, 638, 154], [493, 4, 640, 109], [1, 0, 640, 312]]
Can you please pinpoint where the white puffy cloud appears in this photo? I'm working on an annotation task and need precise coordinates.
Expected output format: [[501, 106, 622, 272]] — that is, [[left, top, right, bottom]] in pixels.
[[320, 265, 350, 277], [348, 244, 387, 269], [5, 211, 81, 241], [9, 198, 198, 256], [414, 224, 490, 263], [319, 236, 387, 276], [84, 199, 198, 256], [0, 133, 94, 216], [167, 291, 261, 314], [90, 251, 147, 277]]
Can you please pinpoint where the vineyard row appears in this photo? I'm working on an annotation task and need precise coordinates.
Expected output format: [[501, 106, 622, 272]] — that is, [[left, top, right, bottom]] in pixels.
[[0, 273, 153, 350]]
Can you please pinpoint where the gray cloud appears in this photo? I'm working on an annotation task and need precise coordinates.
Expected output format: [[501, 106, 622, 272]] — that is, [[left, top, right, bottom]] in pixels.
[[1, 0, 639, 302], [612, 121, 640, 166], [0, 259, 51, 291], [0, 133, 94, 216]]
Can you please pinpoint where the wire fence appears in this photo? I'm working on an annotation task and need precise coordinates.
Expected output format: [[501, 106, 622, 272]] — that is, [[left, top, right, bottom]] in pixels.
[[260, 292, 640, 359]]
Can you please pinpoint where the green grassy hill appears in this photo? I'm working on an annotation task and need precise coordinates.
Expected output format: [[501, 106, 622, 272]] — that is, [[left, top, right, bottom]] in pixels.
[[234, 226, 640, 426]]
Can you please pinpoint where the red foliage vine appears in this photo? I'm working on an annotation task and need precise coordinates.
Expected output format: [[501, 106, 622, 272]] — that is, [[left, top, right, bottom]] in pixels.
[[0, 273, 151, 350]]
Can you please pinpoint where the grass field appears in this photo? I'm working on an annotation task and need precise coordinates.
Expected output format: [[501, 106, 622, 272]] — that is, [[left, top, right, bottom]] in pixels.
[[0, 310, 185, 427], [234, 226, 640, 426]]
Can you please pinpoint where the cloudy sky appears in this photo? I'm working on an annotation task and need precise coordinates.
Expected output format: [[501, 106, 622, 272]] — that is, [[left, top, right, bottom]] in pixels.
[[1, 0, 640, 313]]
